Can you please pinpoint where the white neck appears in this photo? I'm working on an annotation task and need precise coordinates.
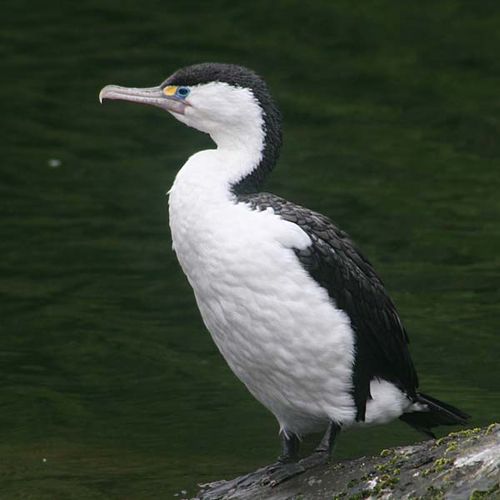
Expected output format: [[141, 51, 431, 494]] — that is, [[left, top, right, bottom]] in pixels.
[[171, 83, 268, 191], [170, 149, 255, 202], [208, 120, 264, 188]]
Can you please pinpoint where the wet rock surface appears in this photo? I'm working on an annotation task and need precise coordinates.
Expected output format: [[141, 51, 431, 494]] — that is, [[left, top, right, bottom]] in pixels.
[[193, 424, 499, 499]]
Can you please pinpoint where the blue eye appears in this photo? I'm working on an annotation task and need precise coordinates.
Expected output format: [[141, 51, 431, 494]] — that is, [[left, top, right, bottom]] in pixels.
[[176, 87, 190, 99]]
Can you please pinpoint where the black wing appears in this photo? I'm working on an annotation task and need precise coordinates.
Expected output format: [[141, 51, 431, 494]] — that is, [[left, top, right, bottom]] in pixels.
[[239, 192, 419, 421]]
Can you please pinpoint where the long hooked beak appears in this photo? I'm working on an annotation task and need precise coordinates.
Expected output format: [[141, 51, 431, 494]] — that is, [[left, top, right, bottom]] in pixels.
[[99, 85, 187, 114]]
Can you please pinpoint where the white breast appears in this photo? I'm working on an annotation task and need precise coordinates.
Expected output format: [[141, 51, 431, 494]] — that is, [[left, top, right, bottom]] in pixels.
[[168, 150, 361, 435]]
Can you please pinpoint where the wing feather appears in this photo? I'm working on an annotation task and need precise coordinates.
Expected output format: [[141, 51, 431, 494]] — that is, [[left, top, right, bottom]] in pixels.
[[239, 192, 419, 421]]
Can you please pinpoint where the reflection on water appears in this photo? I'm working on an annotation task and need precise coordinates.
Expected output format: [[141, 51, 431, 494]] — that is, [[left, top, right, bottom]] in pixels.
[[2, 1, 499, 498]]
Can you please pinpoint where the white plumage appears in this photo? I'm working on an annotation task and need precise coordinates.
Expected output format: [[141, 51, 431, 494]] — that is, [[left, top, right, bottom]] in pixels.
[[167, 120, 413, 436], [99, 62, 469, 468], [169, 148, 358, 435]]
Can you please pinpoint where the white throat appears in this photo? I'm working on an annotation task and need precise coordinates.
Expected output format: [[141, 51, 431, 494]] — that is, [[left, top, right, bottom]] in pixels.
[[172, 83, 267, 189], [208, 116, 265, 188]]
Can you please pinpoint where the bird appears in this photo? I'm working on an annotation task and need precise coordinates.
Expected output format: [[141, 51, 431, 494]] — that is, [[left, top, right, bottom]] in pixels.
[[99, 63, 469, 480]]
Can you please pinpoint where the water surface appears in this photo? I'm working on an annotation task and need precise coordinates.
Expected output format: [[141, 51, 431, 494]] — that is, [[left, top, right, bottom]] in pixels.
[[2, 1, 499, 498]]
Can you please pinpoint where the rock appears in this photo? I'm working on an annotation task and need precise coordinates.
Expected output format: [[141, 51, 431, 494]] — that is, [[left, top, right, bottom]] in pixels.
[[193, 424, 499, 499]]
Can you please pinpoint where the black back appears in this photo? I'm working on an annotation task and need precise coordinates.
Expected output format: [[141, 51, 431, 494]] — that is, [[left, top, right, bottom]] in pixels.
[[239, 192, 419, 422], [164, 63, 282, 194]]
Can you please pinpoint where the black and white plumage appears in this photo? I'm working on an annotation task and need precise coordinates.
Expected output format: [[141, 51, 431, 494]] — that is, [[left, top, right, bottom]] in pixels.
[[239, 192, 418, 422], [99, 63, 469, 468]]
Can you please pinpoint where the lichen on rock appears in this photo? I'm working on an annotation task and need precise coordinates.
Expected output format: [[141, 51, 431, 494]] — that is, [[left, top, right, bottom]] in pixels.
[[193, 424, 500, 500]]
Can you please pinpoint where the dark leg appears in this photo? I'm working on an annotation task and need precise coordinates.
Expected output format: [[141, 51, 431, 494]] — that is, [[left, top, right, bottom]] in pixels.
[[300, 420, 341, 469], [266, 423, 342, 484], [227, 430, 304, 488], [315, 420, 341, 455], [209, 425, 341, 492], [278, 431, 300, 463]]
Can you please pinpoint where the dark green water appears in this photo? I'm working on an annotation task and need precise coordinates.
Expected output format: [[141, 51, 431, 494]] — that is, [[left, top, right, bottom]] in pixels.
[[2, 1, 499, 498]]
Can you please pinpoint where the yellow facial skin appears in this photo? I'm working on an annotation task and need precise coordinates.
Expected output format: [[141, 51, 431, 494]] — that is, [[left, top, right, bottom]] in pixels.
[[163, 86, 177, 96]]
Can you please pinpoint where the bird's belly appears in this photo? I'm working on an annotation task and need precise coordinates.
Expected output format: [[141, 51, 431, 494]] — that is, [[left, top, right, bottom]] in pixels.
[[198, 289, 356, 434], [170, 205, 357, 434]]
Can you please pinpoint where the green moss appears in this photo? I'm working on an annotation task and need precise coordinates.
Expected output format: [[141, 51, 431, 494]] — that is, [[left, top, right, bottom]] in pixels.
[[448, 427, 482, 439], [422, 457, 453, 477], [485, 423, 498, 435], [347, 490, 371, 500], [424, 485, 446, 499], [445, 442, 458, 454], [372, 474, 400, 495], [435, 436, 449, 447], [360, 473, 372, 482], [469, 483, 499, 499], [434, 457, 453, 472], [347, 478, 359, 488]]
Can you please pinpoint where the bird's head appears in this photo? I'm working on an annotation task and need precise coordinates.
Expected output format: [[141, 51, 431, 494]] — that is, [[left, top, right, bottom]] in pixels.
[[100, 63, 281, 149], [100, 63, 282, 192]]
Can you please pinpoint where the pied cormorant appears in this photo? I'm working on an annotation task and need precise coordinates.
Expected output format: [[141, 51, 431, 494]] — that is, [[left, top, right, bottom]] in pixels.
[[99, 63, 469, 480]]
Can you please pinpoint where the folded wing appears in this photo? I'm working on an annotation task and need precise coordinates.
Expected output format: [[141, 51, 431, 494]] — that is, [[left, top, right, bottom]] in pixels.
[[239, 192, 419, 421]]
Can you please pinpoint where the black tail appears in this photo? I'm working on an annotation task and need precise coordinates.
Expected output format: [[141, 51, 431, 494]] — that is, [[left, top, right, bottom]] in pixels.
[[399, 392, 470, 439]]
